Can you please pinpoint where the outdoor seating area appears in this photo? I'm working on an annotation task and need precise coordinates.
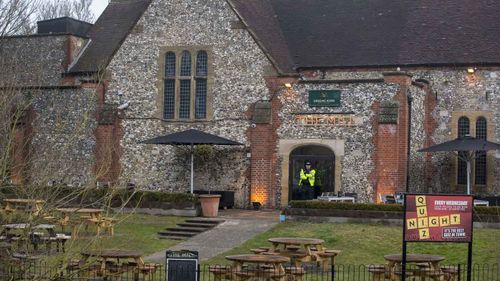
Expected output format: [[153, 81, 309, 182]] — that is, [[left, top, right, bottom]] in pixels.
[[210, 237, 341, 281], [1, 198, 116, 240], [65, 249, 160, 281], [367, 254, 460, 281]]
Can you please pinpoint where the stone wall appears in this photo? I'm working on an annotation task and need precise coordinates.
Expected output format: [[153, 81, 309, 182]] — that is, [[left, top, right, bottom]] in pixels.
[[29, 87, 97, 186], [277, 77, 399, 203], [0, 35, 86, 87], [105, 0, 272, 207], [411, 69, 500, 195], [408, 85, 427, 193]]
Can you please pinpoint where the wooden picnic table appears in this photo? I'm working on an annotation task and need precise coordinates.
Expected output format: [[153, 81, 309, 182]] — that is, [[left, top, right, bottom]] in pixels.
[[267, 237, 340, 269], [3, 199, 46, 216], [269, 237, 325, 255], [80, 249, 145, 280], [0, 223, 69, 252], [225, 254, 290, 281], [384, 254, 445, 280], [55, 208, 104, 219], [55, 208, 108, 238]]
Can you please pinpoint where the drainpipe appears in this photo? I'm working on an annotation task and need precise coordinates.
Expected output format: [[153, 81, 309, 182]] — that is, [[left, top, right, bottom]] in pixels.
[[406, 91, 413, 193]]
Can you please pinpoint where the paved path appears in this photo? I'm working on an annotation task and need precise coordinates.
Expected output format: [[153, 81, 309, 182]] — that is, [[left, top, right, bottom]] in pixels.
[[145, 210, 279, 261]]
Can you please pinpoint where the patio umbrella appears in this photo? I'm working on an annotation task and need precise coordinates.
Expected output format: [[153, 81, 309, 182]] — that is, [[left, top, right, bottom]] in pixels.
[[141, 129, 243, 193], [418, 136, 500, 195]]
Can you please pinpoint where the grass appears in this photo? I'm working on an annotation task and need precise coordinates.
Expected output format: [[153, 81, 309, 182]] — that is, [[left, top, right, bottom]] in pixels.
[[205, 222, 500, 265], [39, 213, 185, 263]]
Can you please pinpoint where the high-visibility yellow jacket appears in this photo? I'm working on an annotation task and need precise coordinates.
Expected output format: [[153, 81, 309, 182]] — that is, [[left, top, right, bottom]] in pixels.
[[299, 168, 316, 187]]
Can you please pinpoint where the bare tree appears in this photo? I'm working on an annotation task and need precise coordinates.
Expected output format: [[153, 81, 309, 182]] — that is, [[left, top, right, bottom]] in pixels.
[[37, 0, 95, 23], [0, 0, 39, 36]]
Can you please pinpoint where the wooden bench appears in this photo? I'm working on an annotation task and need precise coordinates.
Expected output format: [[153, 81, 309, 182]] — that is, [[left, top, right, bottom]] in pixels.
[[136, 263, 161, 280], [285, 266, 306, 281], [417, 268, 445, 281], [87, 217, 116, 236], [441, 266, 460, 281], [209, 265, 232, 281], [317, 249, 341, 270], [256, 269, 286, 281], [394, 269, 416, 280], [250, 248, 268, 254], [368, 265, 390, 281]]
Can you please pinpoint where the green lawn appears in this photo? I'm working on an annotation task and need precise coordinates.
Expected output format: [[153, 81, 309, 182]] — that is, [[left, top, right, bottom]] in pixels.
[[50, 213, 185, 262], [205, 222, 500, 265]]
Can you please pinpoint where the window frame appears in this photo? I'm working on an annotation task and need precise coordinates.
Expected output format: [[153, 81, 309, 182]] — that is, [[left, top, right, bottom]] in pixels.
[[157, 47, 214, 122], [451, 112, 494, 193]]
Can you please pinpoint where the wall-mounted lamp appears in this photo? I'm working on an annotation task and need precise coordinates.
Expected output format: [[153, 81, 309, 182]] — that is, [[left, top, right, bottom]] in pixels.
[[467, 67, 475, 74], [284, 83, 293, 88]]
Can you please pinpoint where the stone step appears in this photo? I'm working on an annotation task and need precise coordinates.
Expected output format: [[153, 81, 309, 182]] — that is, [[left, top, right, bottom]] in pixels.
[[158, 231, 198, 237], [177, 222, 217, 228], [158, 235, 187, 240], [166, 227, 205, 233], [185, 219, 224, 225]]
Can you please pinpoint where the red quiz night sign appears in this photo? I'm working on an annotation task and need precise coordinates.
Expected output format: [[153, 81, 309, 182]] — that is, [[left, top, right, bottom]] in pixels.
[[405, 195, 473, 242]]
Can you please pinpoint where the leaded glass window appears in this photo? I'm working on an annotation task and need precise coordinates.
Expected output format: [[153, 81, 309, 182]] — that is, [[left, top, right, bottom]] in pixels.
[[458, 117, 470, 137], [196, 51, 208, 77], [163, 80, 175, 119], [457, 117, 469, 185], [195, 79, 207, 119], [475, 117, 487, 185], [161, 49, 209, 120], [195, 51, 208, 119], [165, 52, 176, 77], [179, 79, 191, 119], [180, 51, 191, 76], [163, 52, 176, 119]]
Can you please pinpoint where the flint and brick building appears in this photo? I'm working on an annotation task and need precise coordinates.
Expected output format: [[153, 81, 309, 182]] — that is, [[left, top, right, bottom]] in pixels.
[[2, 0, 499, 208]]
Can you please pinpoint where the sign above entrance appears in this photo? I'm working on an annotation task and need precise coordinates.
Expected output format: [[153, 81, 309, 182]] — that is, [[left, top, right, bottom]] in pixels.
[[404, 194, 473, 242], [295, 114, 359, 126], [308, 90, 341, 107]]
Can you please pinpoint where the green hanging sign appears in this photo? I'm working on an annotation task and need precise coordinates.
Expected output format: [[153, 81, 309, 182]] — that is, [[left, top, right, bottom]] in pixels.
[[308, 90, 341, 107]]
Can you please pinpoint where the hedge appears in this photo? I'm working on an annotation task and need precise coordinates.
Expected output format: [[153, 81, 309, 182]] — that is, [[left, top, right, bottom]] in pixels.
[[288, 200, 500, 215], [0, 185, 198, 209]]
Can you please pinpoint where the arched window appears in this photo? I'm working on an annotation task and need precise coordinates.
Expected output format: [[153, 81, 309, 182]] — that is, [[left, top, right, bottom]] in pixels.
[[179, 51, 192, 119], [457, 117, 469, 185], [475, 117, 487, 184], [458, 117, 470, 137], [160, 49, 210, 120], [196, 51, 208, 77], [163, 52, 176, 119], [180, 51, 191, 76], [195, 51, 208, 119]]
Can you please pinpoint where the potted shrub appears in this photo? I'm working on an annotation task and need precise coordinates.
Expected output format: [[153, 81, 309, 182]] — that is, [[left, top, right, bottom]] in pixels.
[[198, 193, 221, 217]]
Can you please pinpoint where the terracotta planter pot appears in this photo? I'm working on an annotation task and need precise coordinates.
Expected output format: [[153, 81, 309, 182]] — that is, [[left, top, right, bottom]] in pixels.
[[199, 194, 221, 217]]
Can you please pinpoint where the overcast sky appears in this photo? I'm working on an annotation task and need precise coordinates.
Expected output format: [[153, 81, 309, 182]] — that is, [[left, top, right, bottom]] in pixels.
[[90, 0, 108, 19]]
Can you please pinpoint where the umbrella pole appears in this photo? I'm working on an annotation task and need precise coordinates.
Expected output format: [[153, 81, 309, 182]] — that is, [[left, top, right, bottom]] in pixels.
[[190, 145, 194, 194], [466, 159, 471, 195]]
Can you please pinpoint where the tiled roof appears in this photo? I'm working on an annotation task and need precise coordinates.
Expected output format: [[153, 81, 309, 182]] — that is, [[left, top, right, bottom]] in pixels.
[[230, 0, 500, 70], [68, 0, 152, 73], [70, 0, 500, 74]]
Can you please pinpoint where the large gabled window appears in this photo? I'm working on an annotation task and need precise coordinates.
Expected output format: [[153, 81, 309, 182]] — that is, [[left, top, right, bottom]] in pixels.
[[160, 48, 212, 121]]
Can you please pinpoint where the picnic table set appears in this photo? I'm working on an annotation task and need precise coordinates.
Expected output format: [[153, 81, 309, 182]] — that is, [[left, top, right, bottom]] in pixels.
[[368, 254, 459, 281], [1, 198, 116, 239], [210, 237, 341, 281], [67, 249, 160, 281], [0, 197, 118, 262]]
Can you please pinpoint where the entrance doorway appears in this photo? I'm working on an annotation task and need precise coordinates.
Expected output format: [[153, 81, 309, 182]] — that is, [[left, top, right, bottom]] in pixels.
[[289, 145, 335, 201]]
